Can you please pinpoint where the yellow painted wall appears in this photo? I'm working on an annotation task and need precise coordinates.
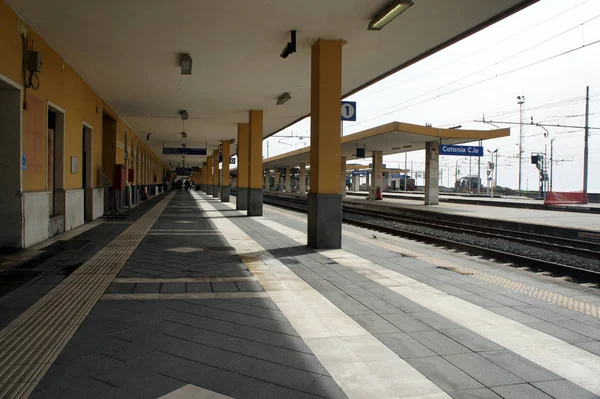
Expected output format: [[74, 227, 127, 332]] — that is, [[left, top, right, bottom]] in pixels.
[[0, 0, 165, 193]]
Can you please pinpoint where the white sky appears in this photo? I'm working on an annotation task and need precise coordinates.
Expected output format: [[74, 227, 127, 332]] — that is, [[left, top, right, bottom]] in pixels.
[[263, 0, 600, 192]]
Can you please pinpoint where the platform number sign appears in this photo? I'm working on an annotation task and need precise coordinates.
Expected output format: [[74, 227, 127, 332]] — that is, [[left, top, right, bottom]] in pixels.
[[341, 101, 357, 121]]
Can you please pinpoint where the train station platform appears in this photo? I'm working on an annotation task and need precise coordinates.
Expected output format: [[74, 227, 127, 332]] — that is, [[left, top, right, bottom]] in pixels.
[[347, 191, 600, 214], [342, 195, 600, 235], [1, 190, 600, 398]]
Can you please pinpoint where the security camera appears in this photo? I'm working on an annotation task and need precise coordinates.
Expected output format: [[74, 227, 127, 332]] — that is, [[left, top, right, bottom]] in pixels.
[[280, 30, 296, 59], [280, 43, 293, 58]]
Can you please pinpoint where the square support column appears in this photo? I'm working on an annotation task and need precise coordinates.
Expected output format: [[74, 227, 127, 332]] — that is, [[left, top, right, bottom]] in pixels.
[[285, 166, 291, 192], [205, 156, 213, 196], [424, 141, 440, 205], [340, 157, 347, 197], [369, 151, 383, 200], [248, 110, 263, 216], [352, 174, 360, 191], [221, 141, 230, 201], [263, 169, 269, 191], [236, 124, 249, 210], [308, 39, 343, 249], [212, 150, 219, 198], [299, 163, 306, 193]]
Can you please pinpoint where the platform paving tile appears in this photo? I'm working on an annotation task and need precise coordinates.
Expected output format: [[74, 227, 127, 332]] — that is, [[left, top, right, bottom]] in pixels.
[[533, 379, 600, 399], [405, 356, 484, 392], [437, 328, 504, 353], [35, 353, 124, 391], [447, 388, 503, 399], [32, 376, 120, 399], [160, 282, 186, 293], [487, 306, 543, 324], [575, 341, 600, 356], [523, 321, 596, 344], [375, 332, 437, 358], [511, 305, 570, 322], [351, 313, 401, 334], [491, 383, 554, 398], [443, 353, 524, 387], [477, 350, 562, 383], [407, 330, 472, 356]]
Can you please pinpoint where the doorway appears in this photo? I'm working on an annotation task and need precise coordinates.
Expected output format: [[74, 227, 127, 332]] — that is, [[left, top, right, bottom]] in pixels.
[[47, 103, 65, 218], [82, 124, 92, 221], [0, 76, 22, 252]]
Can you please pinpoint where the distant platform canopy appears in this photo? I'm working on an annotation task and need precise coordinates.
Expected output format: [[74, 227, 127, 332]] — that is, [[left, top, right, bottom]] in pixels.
[[259, 122, 510, 169]]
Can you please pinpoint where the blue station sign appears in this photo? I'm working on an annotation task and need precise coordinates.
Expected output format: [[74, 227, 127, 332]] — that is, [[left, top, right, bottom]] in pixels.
[[163, 147, 207, 155], [439, 145, 483, 157], [341, 101, 357, 121], [352, 171, 368, 176]]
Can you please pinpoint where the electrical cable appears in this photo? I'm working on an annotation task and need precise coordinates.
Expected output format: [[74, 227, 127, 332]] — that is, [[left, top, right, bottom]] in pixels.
[[367, 0, 594, 97], [350, 15, 600, 126]]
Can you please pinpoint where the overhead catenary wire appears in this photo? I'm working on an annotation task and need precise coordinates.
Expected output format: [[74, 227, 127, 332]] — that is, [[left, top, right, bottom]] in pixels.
[[345, 38, 600, 131]]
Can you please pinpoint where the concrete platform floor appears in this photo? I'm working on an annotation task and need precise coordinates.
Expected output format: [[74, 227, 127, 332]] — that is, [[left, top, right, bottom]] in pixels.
[[348, 191, 600, 210], [0, 190, 599, 398]]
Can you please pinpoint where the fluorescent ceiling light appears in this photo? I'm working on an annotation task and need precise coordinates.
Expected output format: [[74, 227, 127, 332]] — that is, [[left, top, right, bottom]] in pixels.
[[180, 53, 192, 75], [277, 92, 292, 105], [368, 0, 414, 31]]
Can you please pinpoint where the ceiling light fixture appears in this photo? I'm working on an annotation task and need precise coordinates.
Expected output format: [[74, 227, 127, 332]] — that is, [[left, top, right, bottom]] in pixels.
[[181, 132, 187, 138], [277, 92, 292, 105], [368, 0, 414, 31], [180, 53, 192, 75], [180, 110, 188, 120], [280, 30, 296, 58]]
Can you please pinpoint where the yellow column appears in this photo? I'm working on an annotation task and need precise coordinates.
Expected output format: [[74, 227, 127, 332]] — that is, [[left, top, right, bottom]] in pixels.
[[308, 39, 343, 249], [221, 140, 231, 202], [202, 162, 208, 192], [206, 155, 213, 195], [236, 123, 249, 210], [212, 150, 219, 198], [248, 110, 263, 216]]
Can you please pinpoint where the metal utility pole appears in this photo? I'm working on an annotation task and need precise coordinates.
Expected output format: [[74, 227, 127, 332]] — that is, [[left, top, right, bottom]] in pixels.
[[583, 86, 590, 195], [477, 139, 481, 194], [495, 151, 499, 188], [404, 152, 408, 191], [517, 95, 525, 192], [455, 159, 460, 192], [550, 138, 554, 192]]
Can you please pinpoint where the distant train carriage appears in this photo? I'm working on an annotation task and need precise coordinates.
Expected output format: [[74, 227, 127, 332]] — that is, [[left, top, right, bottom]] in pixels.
[[455, 175, 481, 192]]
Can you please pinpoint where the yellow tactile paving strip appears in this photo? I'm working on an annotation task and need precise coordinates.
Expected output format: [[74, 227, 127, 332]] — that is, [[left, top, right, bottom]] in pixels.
[[0, 193, 174, 399], [436, 263, 599, 318], [266, 206, 600, 320]]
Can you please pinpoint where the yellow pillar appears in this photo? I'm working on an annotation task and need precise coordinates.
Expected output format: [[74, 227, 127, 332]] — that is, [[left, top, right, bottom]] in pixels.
[[236, 123, 249, 210], [206, 156, 213, 195], [221, 140, 231, 202], [308, 39, 343, 249], [202, 162, 209, 192], [212, 150, 219, 198], [248, 110, 263, 216]]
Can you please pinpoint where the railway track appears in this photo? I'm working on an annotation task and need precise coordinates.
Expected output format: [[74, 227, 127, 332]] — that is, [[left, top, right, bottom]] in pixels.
[[261, 194, 600, 283]]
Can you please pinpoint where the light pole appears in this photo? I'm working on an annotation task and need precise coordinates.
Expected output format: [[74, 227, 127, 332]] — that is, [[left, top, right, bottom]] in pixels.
[[517, 95, 525, 192], [487, 149, 498, 198], [455, 159, 460, 192]]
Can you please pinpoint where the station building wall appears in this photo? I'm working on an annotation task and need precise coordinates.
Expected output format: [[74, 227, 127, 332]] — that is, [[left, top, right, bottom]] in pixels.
[[0, 0, 167, 251]]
